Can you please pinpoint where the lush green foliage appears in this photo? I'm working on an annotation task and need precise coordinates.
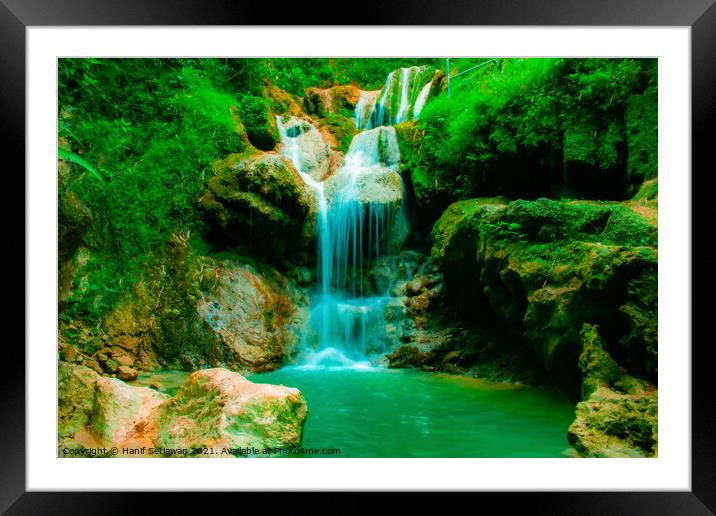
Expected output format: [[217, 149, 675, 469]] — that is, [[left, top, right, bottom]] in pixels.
[[59, 59, 247, 320], [414, 58, 657, 210]]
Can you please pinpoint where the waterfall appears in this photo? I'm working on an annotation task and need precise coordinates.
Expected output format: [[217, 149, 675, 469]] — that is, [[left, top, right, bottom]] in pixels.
[[276, 67, 422, 369], [359, 66, 435, 129], [413, 82, 432, 119]]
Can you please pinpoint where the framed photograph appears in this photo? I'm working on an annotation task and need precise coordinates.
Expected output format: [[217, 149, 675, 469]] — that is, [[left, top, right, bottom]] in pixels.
[[7, 0, 710, 512]]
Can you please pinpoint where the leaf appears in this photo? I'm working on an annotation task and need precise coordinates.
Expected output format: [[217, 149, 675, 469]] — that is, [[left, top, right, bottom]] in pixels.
[[58, 147, 103, 181]]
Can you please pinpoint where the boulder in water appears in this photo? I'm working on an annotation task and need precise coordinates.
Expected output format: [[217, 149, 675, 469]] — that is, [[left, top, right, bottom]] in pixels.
[[92, 376, 168, 448], [157, 368, 308, 455]]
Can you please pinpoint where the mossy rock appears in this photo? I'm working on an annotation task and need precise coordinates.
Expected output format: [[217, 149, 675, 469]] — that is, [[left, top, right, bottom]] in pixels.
[[58, 362, 100, 439], [201, 152, 316, 262], [625, 86, 658, 189], [237, 95, 279, 151], [318, 113, 357, 153], [430, 197, 657, 398], [156, 368, 307, 455], [569, 327, 657, 458]]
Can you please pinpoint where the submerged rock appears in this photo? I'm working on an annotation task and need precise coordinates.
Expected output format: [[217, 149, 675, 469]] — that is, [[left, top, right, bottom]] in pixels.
[[157, 368, 308, 455]]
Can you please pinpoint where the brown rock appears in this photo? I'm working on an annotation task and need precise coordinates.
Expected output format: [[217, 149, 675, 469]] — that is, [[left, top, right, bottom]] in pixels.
[[117, 366, 139, 381], [92, 377, 168, 448], [157, 368, 307, 455], [84, 359, 104, 375], [113, 335, 139, 352], [60, 346, 77, 363], [111, 351, 135, 367]]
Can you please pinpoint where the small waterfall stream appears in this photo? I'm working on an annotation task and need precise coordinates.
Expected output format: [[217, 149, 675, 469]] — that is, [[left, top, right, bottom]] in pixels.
[[276, 66, 434, 369]]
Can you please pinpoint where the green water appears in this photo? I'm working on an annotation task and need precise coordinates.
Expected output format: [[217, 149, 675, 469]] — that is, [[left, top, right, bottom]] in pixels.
[[136, 367, 576, 458]]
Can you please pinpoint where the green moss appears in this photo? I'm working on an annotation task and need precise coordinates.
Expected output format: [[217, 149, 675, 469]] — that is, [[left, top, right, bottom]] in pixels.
[[236, 95, 278, 151], [58, 362, 99, 439], [319, 113, 357, 153], [563, 117, 598, 166], [578, 324, 623, 398], [625, 86, 658, 186]]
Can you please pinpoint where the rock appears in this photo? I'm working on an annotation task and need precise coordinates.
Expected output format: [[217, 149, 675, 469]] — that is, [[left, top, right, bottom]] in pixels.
[[58, 363, 169, 452], [201, 152, 316, 262], [117, 366, 139, 381], [105, 358, 119, 374], [58, 185, 92, 310], [179, 353, 197, 371], [278, 117, 337, 181], [318, 114, 357, 153], [113, 335, 139, 352], [236, 95, 279, 151], [568, 386, 657, 457], [111, 351, 134, 367], [58, 362, 100, 440], [92, 377, 168, 448], [326, 165, 403, 205], [157, 368, 307, 455], [304, 85, 360, 117], [566, 324, 657, 457], [430, 196, 657, 397], [291, 266, 313, 287], [84, 359, 104, 375], [264, 85, 303, 117], [196, 261, 308, 373], [60, 346, 77, 363]]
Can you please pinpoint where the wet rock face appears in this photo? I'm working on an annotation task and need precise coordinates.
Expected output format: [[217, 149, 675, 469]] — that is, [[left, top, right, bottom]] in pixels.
[[196, 261, 309, 373], [279, 117, 339, 181], [157, 368, 308, 455], [380, 251, 546, 384], [200, 152, 316, 261], [325, 165, 404, 206], [58, 364, 308, 456]]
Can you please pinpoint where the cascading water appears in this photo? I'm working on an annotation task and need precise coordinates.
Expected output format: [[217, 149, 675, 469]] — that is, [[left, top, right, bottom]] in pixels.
[[277, 110, 407, 369], [361, 66, 435, 129], [275, 65, 435, 369], [412, 82, 432, 119]]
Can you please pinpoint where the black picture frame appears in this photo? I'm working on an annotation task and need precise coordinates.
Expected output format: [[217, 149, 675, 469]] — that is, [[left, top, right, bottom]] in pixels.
[[6, 0, 711, 513]]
